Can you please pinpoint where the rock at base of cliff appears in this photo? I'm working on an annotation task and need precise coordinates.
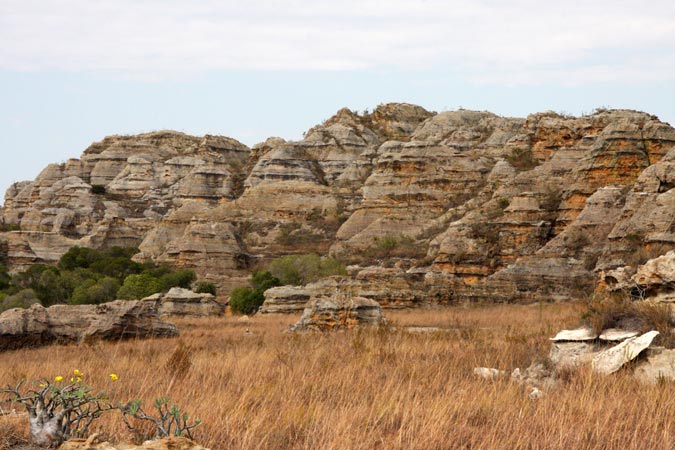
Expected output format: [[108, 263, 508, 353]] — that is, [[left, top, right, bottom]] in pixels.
[[288, 296, 386, 332], [142, 287, 224, 318], [0, 300, 178, 351]]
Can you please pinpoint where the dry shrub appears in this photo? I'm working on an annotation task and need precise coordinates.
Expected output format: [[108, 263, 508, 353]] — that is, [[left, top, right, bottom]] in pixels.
[[582, 294, 635, 334], [583, 294, 675, 346], [633, 302, 675, 347], [0, 415, 30, 450]]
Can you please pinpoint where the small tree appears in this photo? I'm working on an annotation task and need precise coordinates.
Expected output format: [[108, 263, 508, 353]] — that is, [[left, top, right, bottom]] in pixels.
[[117, 274, 162, 300], [2, 376, 114, 447], [195, 281, 217, 296], [229, 271, 280, 314]]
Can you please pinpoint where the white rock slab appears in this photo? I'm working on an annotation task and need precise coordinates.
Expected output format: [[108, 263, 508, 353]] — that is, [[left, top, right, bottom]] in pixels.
[[599, 328, 639, 342], [549, 327, 597, 341], [592, 330, 660, 375]]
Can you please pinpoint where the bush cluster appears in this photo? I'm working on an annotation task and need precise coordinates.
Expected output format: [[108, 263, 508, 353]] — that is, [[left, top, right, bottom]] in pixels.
[[268, 253, 346, 286], [0, 247, 198, 312], [229, 254, 347, 314], [229, 271, 280, 315]]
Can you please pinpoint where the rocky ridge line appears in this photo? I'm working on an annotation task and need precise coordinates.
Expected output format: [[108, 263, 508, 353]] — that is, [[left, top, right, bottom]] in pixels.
[[2, 104, 675, 307]]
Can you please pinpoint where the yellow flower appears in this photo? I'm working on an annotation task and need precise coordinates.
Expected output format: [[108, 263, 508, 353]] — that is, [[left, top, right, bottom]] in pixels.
[[55, 376, 63, 382], [73, 369, 84, 377], [70, 377, 75, 383], [76, 377, 82, 383], [39, 383, 46, 388], [109, 373, 118, 381]]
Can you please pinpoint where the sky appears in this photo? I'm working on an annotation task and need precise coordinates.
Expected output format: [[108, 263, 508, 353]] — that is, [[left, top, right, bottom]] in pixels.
[[2, 0, 675, 202]]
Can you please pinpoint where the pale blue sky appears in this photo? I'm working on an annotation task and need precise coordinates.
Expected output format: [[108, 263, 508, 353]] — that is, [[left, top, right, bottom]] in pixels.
[[2, 0, 675, 202]]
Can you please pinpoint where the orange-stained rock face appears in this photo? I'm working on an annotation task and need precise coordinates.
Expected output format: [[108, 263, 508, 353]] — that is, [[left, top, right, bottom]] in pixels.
[[3, 106, 675, 305]]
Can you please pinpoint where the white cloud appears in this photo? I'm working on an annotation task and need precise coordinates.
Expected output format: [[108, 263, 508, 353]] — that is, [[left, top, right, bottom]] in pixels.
[[1, 0, 675, 84]]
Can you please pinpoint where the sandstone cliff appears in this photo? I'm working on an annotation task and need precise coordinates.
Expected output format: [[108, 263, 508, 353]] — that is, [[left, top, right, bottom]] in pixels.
[[2, 104, 675, 306]]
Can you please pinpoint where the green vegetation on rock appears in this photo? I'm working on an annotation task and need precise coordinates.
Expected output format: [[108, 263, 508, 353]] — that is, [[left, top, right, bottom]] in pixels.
[[268, 253, 346, 286]]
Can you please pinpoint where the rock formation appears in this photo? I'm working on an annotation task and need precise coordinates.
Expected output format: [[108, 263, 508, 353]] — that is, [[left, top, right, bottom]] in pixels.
[[142, 287, 224, 318], [0, 300, 177, 351], [288, 296, 386, 332], [3, 105, 675, 305]]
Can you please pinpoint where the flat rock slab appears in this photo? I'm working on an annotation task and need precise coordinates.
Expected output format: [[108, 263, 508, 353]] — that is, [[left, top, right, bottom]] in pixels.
[[0, 300, 178, 351], [599, 328, 639, 341], [633, 348, 675, 384], [549, 327, 597, 342], [592, 330, 659, 375]]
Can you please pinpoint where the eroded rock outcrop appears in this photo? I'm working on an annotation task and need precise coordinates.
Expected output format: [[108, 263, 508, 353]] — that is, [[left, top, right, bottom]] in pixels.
[[288, 296, 386, 332], [0, 300, 177, 351], [142, 287, 223, 317], [3, 106, 675, 305]]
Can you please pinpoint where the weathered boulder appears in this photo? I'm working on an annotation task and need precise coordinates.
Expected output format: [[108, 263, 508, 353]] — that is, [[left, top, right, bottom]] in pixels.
[[289, 296, 386, 332], [142, 287, 224, 318], [633, 251, 675, 289], [258, 285, 312, 314], [0, 300, 177, 351], [633, 347, 675, 383]]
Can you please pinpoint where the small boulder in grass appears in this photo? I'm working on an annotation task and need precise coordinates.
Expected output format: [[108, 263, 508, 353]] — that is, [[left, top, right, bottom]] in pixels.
[[288, 296, 386, 332]]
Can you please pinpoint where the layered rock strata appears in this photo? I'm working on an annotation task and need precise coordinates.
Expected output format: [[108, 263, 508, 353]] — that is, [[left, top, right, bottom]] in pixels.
[[3, 105, 675, 305]]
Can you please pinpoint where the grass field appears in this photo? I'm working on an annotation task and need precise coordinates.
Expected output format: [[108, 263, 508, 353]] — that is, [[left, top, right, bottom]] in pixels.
[[3, 302, 675, 450]]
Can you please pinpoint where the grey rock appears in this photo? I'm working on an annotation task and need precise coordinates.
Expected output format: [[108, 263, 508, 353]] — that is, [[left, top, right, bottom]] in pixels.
[[0, 301, 177, 351]]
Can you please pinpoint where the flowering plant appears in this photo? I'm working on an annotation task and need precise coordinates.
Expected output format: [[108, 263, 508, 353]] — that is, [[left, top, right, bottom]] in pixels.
[[1, 371, 114, 446]]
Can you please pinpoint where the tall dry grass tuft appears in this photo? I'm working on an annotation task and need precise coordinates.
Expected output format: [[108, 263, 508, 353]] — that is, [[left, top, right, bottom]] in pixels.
[[165, 342, 193, 380], [3, 303, 675, 449]]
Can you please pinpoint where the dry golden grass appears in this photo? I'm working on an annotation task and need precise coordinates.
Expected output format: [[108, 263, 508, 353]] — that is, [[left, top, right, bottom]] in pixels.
[[3, 302, 675, 449]]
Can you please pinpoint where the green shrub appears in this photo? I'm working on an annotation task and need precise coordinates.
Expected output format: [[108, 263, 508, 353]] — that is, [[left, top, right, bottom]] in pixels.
[[1, 289, 41, 313], [0, 265, 10, 291], [229, 271, 280, 315], [363, 234, 424, 260], [229, 287, 265, 315], [0, 223, 20, 232], [195, 281, 217, 295], [251, 270, 281, 291], [117, 274, 163, 300], [70, 277, 121, 305], [268, 254, 346, 286], [158, 269, 196, 291]]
